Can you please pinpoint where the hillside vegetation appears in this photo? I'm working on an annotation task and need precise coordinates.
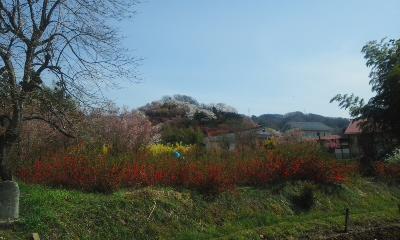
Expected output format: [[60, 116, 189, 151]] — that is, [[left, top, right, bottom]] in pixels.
[[1, 178, 399, 240], [252, 112, 349, 133], [140, 95, 257, 145]]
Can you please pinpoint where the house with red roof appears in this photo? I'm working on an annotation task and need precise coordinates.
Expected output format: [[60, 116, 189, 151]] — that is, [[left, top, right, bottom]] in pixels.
[[344, 119, 396, 159], [344, 120, 365, 157], [282, 121, 344, 151]]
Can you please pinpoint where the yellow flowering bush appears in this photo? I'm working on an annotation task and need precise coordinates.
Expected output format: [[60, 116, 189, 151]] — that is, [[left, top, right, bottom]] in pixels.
[[148, 143, 192, 157], [102, 144, 112, 156], [174, 143, 192, 155], [264, 138, 277, 150]]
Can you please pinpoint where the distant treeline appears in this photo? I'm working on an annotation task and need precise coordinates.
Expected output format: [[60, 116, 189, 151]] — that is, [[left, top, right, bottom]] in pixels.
[[252, 111, 349, 133]]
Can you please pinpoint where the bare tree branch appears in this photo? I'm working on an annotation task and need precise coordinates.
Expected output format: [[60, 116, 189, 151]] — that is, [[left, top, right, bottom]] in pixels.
[[0, 0, 139, 180], [23, 115, 75, 138]]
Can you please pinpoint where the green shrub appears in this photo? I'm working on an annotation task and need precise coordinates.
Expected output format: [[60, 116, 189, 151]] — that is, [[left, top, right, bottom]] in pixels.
[[385, 148, 400, 164], [161, 126, 204, 145], [291, 184, 315, 212]]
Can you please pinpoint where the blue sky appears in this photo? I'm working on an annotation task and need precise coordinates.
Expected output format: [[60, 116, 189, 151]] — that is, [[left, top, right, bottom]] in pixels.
[[107, 0, 400, 117]]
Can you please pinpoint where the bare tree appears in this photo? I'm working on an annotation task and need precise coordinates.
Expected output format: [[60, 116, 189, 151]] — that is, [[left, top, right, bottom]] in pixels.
[[0, 0, 138, 180]]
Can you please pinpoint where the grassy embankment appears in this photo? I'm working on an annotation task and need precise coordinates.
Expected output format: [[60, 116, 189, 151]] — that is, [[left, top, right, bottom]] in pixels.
[[0, 178, 399, 240]]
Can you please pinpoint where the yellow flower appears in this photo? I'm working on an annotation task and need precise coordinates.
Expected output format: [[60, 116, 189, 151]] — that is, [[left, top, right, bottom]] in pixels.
[[102, 144, 111, 155], [264, 138, 276, 150], [148, 143, 192, 157]]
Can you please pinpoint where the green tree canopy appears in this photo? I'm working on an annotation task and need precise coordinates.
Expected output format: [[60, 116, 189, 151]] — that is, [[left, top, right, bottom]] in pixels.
[[331, 38, 400, 138]]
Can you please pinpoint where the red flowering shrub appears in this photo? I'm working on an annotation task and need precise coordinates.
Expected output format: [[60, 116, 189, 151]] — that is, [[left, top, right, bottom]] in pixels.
[[18, 155, 123, 193], [234, 158, 348, 187], [233, 142, 351, 186], [18, 142, 354, 194], [193, 164, 234, 195], [375, 162, 400, 183]]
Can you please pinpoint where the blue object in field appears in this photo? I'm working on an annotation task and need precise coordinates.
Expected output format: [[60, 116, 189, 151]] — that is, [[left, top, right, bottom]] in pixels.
[[174, 151, 182, 159]]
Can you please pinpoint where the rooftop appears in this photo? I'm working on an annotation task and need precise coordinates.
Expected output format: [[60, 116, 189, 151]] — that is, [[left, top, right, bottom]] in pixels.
[[344, 120, 365, 135], [283, 122, 333, 132], [204, 125, 263, 137]]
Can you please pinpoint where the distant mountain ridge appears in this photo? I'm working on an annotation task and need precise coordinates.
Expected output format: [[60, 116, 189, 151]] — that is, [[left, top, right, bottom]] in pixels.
[[252, 111, 349, 133]]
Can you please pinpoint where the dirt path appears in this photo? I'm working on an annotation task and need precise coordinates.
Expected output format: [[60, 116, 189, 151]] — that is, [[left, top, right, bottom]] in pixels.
[[310, 223, 400, 240]]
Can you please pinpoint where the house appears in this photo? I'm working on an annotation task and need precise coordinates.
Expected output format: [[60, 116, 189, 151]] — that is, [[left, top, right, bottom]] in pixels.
[[281, 121, 351, 158], [344, 120, 364, 157], [282, 122, 334, 139], [343, 119, 392, 158], [204, 131, 236, 151], [320, 134, 341, 149], [257, 128, 281, 140], [204, 126, 280, 151]]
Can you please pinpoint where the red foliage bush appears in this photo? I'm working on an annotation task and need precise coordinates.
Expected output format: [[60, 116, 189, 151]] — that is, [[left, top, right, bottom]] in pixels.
[[18, 156, 122, 193], [234, 158, 348, 186], [375, 162, 400, 183], [18, 143, 353, 195]]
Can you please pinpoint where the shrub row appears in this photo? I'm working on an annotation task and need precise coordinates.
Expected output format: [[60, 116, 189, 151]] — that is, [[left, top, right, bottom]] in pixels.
[[18, 151, 353, 195]]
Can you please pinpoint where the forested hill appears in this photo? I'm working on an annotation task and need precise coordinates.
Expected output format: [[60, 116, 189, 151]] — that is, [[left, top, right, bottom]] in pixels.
[[252, 111, 349, 132], [139, 95, 256, 144]]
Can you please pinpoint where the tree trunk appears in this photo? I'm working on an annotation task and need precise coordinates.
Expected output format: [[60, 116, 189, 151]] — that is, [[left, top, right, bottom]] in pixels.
[[0, 136, 14, 181], [0, 114, 20, 181], [359, 133, 376, 176]]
